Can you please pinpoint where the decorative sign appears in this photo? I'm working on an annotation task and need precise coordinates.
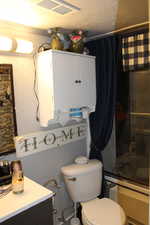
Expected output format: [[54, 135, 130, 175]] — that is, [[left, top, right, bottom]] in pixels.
[[14, 123, 87, 158]]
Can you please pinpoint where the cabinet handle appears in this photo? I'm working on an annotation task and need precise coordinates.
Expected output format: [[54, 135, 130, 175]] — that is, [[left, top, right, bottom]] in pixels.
[[68, 177, 76, 181], [75, 80, 82, 84]]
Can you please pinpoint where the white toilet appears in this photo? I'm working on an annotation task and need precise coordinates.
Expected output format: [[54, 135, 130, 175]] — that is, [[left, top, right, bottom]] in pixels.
[[61, 159, 126, 225]]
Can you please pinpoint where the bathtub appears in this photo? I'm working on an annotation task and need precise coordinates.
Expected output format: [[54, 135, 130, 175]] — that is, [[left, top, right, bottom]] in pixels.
[[105, 175, 149, 225]]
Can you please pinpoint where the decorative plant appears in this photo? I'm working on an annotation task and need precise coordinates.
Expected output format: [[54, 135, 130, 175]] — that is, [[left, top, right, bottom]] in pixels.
[[48, 28, 70, 51], [69, 30, 86, 43], [69, 30, 87, 53]]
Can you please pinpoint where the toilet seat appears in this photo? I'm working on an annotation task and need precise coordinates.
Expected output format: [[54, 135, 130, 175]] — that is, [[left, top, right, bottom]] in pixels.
[[81, 198, 126, 225]]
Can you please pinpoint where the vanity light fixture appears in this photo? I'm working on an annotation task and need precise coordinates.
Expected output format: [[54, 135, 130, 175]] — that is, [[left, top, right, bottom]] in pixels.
[[15, 39, 33, 54], [0, 36, 33, 54], [0, 36, 13, 51]]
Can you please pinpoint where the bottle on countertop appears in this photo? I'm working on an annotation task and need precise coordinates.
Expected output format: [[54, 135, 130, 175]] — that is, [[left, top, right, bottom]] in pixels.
[[11, 160, 24, 194]]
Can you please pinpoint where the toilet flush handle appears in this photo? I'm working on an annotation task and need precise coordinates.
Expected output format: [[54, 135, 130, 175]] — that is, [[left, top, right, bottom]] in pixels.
[[67, 177, 76, 181]]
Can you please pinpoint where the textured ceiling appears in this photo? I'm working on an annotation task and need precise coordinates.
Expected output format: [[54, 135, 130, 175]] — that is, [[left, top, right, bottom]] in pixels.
[[116, 0, 148, 30], [0, 0, 148, 37]]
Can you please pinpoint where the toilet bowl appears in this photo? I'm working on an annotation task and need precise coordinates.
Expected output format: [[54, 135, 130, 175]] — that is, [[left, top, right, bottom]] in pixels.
[[61, 158, 126, 225], [81, 198, 126, 225]]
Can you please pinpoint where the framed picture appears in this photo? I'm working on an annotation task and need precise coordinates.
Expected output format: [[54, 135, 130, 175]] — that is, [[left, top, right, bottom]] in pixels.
[[0, 64, 17, 155]]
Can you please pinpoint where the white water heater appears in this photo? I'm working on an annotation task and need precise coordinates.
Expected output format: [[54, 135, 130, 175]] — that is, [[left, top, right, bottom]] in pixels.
[[36, 50, 96, 127]]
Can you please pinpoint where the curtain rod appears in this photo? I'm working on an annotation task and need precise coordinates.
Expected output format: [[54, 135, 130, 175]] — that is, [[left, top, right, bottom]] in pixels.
[[86, 21, 149, 42]]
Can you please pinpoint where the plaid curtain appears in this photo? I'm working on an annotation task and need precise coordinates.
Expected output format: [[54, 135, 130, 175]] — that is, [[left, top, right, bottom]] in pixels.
[[122, 31, 150, 72]]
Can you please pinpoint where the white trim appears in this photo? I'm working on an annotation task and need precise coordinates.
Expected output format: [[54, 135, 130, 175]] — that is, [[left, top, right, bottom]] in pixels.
[[105, 175, 149, 196], [38, 49, 96, 59]]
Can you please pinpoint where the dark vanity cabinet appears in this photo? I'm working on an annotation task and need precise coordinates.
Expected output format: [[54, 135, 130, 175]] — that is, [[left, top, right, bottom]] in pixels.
[[0, 177, 54, 225], [1, 198, 53, 225]]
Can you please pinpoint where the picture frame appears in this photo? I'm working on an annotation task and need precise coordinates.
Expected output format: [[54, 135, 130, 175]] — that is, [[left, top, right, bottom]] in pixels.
[[0, 64, 17, 156]]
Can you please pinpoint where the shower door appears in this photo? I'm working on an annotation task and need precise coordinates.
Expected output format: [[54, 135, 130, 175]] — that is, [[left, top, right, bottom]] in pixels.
[[115, 69, 149, 186]]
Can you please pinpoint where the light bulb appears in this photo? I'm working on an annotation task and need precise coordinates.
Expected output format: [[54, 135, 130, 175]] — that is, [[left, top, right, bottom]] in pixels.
[[16, 39, 33, 54], [0, 36, 12, 51]]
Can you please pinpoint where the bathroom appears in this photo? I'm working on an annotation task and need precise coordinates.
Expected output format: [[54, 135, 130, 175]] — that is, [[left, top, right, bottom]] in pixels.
[[0, 0, 149, 225]]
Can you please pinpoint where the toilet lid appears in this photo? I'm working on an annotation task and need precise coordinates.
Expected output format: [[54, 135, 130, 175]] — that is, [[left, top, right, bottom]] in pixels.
[[81, 198, 126, 225]]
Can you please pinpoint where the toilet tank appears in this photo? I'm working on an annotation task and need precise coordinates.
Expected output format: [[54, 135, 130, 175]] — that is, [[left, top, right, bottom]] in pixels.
[[61, 160, 103, 203]]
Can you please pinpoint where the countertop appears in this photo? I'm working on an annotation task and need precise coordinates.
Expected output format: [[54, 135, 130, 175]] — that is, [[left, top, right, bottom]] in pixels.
[[0, 177, 54, 223]]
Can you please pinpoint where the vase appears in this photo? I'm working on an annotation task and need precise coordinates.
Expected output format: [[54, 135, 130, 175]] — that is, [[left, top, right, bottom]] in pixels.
[[50, 34, 63, 50], [70, 40, 84, 53]]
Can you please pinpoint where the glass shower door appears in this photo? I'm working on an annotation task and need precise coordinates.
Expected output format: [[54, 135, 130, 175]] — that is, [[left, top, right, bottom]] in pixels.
[[112, 69, 150, 186], [130, 70, 150, 186]]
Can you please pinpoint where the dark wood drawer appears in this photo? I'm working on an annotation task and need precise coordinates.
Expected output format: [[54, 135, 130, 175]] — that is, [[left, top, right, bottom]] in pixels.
[[2, 199, 53, 225]]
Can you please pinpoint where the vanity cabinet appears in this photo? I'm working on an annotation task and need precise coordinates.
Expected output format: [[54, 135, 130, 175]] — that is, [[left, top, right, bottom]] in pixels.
[[36, 50, 96, 127], [1, 199, 53, 225], [0, 177, 54, 225]]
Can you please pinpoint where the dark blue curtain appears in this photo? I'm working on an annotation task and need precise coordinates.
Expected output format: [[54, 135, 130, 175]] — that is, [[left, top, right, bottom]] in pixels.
[[86, 35, 120, 196]]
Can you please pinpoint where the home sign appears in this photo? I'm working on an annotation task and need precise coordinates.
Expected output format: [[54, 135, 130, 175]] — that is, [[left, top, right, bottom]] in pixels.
[[15, 123, 87, 158]]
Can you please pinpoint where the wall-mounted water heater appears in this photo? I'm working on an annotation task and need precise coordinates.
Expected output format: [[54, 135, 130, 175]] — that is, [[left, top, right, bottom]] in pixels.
[[36, 50, 96, 127]]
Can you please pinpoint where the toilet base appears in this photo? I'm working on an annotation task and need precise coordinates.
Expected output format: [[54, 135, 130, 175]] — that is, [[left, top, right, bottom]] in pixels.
[[81, 214, 88, 225], [77, 204, 83, 225]]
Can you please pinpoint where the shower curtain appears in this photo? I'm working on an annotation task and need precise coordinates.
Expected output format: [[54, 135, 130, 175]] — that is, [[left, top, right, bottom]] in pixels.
[[86, 35, 121, 196]]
